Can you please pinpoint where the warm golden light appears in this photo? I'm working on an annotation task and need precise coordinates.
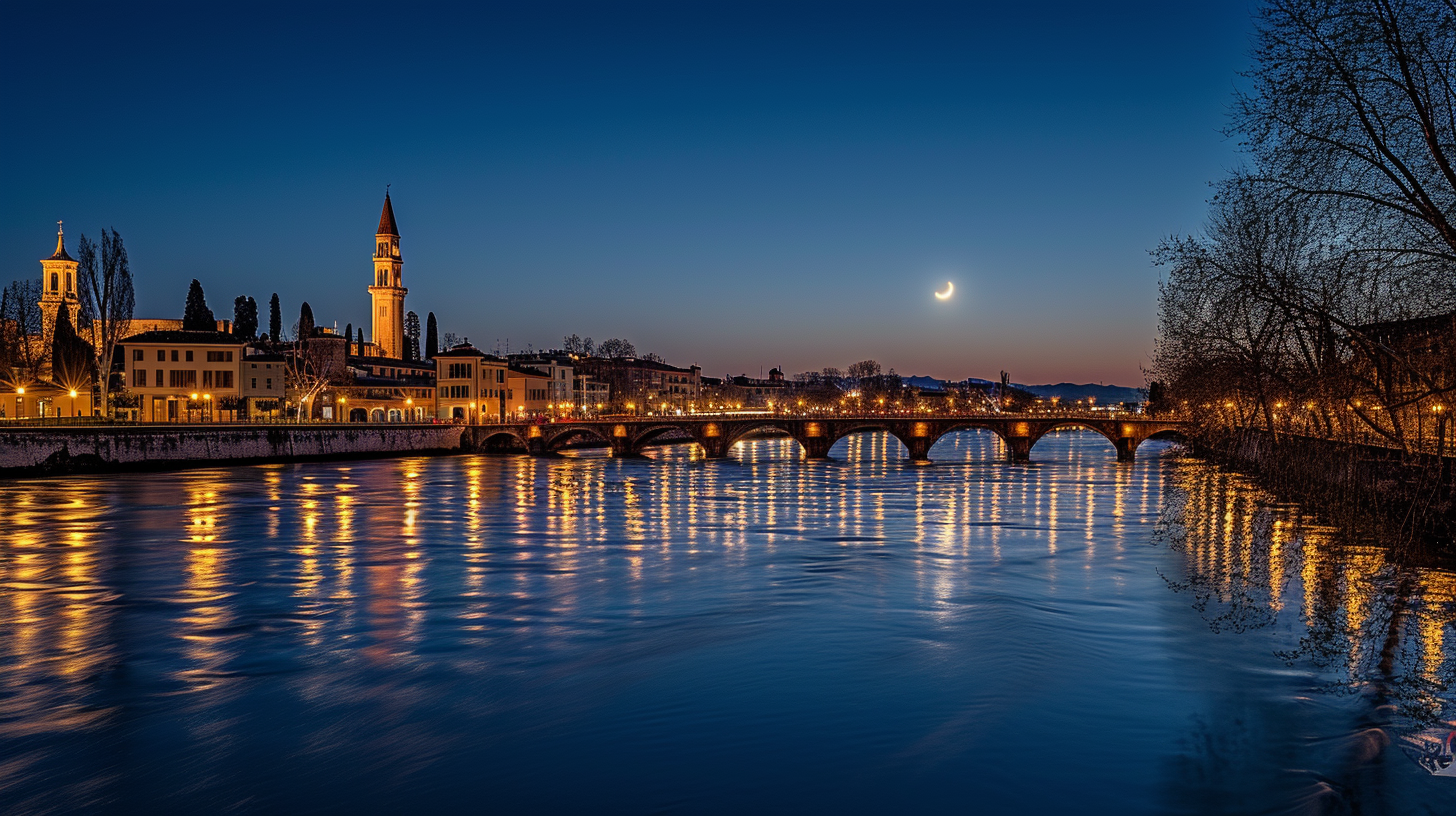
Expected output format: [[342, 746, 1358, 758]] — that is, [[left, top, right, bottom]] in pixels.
[[934, 281, 954, 300]]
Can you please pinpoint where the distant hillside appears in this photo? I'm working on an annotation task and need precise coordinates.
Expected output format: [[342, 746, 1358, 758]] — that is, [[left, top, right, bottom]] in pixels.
[[1018, 382, 1143, 404], [902, 376, 1142, 405]]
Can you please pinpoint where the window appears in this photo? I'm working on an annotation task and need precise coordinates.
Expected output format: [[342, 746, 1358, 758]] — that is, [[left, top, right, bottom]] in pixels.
[[203, 371, 213, 388], [207, 351, 228, 362], [50, 272, 58, 292], [171, 350, 178, 362], [217, 371, 233, 388], [135, 369, 148, 387], [251, 378, 257, 389], [156, 369, 162, 386], [170, 370, 197, 388], [266, 378, 272, 389], [250, 363, 256, 369], [157, 350, 166, 362], [133, 349, 144, 362], [66, 273, 72, 292], [185, 350, 194, 362]]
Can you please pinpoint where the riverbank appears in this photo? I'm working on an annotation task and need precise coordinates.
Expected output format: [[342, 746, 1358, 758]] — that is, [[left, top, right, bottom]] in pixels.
[[1194, 427, 1456, 549], [0, 424, 467, 478]]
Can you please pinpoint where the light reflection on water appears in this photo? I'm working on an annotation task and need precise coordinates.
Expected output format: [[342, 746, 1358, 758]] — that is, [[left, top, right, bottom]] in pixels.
[[0, 430, 1452, 815]]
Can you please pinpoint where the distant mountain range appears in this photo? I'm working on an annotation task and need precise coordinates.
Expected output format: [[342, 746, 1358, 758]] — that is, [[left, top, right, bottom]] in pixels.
[[902, 376, 1144, 405]]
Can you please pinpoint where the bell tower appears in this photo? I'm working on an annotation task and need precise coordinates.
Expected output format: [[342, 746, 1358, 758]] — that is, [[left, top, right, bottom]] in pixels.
[[39, 221, 80, 342], [368, 191, 407, 359]]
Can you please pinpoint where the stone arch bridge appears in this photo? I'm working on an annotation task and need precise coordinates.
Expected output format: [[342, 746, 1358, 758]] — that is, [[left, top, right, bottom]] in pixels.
[[462, 415, 1185, 463]]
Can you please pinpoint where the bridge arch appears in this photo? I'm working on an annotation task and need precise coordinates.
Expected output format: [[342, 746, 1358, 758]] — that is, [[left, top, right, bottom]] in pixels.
[[543, 424, 612, 453], [1029, 421, 1121, 451], [1135, 427, 1187, 452], [823, 423, 914, 461], [721, 420, 808, 458], [630, 422, 699, 450], [476, 430, 530, 454], [925, 422, 1014, 461]]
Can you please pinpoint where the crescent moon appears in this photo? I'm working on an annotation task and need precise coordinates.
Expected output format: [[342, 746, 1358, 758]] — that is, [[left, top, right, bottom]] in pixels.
[[934, 281, 954, 300]]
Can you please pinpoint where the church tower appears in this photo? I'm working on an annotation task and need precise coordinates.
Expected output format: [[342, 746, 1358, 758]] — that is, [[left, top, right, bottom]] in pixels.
[[368, 192, 407, 359], [39, 221, 80, 342]]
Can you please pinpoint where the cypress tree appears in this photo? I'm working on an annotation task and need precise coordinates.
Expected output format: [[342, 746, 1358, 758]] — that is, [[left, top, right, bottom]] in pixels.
[[269, 293, 282, 342], [425, 312, 438, 359], [404, 311, 421, 361], [183, 279, 214, 331], [51, 306, 93, 389], [299, 302, 315, 343], [344, 322, 353, 354], [233, 296, 259, 339]]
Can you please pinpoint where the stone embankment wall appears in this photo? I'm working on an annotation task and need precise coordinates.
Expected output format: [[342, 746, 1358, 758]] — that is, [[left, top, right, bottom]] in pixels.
[[0, 424, 467, 478]]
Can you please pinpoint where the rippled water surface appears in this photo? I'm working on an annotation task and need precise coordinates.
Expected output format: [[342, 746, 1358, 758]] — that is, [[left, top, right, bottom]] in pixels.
[[2, 431, 1454, 815]]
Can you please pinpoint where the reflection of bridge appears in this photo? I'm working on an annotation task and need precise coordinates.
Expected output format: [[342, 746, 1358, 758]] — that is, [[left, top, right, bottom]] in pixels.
[[463, 414, 1186, 463]]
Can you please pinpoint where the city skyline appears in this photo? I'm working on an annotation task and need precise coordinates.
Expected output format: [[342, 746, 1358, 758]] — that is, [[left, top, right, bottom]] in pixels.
[[1, 2, 1252, 385]]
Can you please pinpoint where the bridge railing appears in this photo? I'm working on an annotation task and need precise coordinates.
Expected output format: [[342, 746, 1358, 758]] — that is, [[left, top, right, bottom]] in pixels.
[[466, 410, 1182, 426]]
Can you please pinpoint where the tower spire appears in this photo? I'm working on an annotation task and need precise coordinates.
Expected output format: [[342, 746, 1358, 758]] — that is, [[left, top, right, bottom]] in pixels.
[[49, 220, 73, 262], [377, 189, 399, 237]]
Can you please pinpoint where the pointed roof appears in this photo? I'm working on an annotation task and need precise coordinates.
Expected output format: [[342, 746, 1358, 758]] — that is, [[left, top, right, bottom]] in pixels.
[[46, 221, 74, 262], [377, 192, 399, 236]]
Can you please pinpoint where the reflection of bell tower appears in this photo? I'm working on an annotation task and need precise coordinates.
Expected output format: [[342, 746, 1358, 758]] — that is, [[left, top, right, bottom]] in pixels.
[[39, 221, 80, 342], [368, 191, 406, 359]]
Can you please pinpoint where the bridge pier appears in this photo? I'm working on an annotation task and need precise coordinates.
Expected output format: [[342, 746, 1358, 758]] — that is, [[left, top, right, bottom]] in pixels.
[[905, 438, 933, 463], [1005, 437, 1032, 463], [801, 438, 833, 459], [697, 437, 731, 459], [1115, 436, 1138, 462]]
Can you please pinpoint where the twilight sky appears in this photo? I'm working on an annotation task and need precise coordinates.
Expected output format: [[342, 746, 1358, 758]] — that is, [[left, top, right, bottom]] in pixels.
[[1, 2, 1252, 385]]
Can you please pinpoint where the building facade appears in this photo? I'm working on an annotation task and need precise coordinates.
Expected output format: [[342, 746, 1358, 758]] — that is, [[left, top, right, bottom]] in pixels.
[[434, 344, 508, 422], [506, 365, 554, 417], [574, 356, 702, 411], [120, 330, 249, 422]]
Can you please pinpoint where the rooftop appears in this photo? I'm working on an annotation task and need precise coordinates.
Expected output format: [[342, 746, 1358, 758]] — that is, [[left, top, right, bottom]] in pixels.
[[377, 192, 399, 236], [122, 330, 242, 345]]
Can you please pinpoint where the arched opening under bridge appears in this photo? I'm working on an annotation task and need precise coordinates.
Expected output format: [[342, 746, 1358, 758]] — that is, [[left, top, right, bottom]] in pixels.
[[1029, 424, 1121, 463], [478, 431, 529, 454], [545, 426, 613, 455], [631, 424, 703, 460], [927, 426, 1009, 462], [827, 428, 909, 462], [727, 427, 806, 462]]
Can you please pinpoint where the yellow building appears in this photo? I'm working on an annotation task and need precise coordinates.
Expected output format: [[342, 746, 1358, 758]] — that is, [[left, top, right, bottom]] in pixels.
[[121, 330, 248, 422], [2, 381, 93, 421], [507, 364, 554, 418], [434, 343, 507, 423]]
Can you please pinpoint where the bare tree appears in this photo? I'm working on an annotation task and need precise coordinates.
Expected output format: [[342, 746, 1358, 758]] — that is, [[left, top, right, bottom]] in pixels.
[[75, 230, 134, 414], [1235, 0, 1456, 264], [285, 334, 348, 422], [597, 338, 636, 358], [0, 279, 48, 391]]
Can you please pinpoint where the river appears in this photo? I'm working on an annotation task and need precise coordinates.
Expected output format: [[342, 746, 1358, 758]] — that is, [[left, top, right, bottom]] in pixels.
[[0, 430, 1452, 814]]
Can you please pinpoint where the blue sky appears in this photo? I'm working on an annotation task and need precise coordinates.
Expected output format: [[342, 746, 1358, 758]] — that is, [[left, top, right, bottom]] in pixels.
[[1, 1, 1253, 385]]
